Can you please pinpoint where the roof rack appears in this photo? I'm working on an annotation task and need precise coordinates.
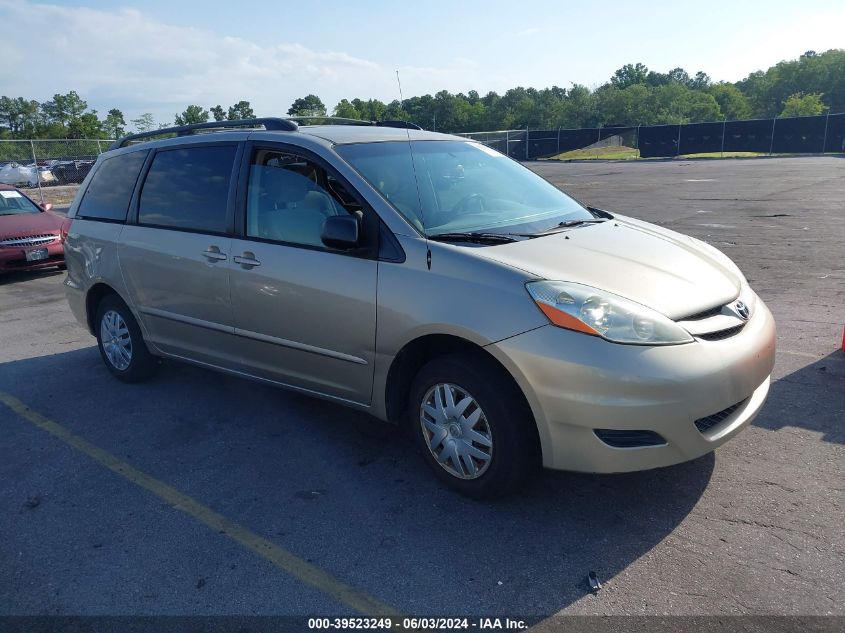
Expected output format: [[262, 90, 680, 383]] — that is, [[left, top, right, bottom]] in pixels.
[[285, 116, 423, 131], [286, 116, 370, 126], [377, 120, 423, 130], [109, 118, 298, 150]]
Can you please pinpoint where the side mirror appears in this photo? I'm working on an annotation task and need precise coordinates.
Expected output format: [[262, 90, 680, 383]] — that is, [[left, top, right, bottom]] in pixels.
[[42, 202, 53, 212], [321, 215, 360, 250]]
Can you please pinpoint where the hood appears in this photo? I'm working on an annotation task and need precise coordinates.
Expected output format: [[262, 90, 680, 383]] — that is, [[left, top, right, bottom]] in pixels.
[[0, 210, 63, 240], [472, 216, 741, 320]]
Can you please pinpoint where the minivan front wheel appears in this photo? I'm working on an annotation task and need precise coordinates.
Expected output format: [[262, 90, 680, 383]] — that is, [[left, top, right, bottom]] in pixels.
[[95, 295, 157, 382], [409, 353, 539, 499]]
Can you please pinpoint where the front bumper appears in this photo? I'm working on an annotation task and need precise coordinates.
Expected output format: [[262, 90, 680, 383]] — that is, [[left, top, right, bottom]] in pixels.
[[487, 298, 776, 473], [0, 242, 64, 272]]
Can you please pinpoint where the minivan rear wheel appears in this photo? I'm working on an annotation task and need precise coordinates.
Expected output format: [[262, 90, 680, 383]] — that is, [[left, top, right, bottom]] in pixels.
[[408, 353, 539, 499], [95, 294, 157, 383]]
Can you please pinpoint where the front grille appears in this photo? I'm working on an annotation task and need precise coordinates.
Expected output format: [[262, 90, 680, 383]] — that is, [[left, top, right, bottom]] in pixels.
[[694, 400, 746, 433], [697, 324, 745, 341], [0, 234, 59, 247], [594, 429, 667, 448], [680, 305, 724, 320]]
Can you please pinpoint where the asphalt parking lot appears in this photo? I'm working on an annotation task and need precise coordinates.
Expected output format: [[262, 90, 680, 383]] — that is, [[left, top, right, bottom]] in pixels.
[[1, 157, 843, 620]]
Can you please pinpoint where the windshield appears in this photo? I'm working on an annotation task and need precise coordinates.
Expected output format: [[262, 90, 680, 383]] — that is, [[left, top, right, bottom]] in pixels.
[[0, 190, 41, 215], [335, 140, 592, 236]]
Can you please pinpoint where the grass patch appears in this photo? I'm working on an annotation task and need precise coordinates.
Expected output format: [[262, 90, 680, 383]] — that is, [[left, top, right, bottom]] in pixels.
[[548, 148, 791, 161], [681, 151, 765, 158], [551, 145, 639, 160]]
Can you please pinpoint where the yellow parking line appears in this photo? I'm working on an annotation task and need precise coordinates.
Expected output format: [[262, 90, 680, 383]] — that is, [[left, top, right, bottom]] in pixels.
[[0, 390, 399, 617]]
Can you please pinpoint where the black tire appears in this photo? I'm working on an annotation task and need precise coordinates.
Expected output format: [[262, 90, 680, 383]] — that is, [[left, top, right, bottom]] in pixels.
[[94, 294, 157, 383], [408, 352, 540, 499]]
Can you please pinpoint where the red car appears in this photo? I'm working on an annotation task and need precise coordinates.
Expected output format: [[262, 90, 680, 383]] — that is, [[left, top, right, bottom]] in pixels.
[[0, 184, 66, 273]]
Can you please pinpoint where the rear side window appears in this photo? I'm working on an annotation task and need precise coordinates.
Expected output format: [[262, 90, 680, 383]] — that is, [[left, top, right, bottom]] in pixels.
[[138, 145, 236, 233], [77, 150, 148, 222]]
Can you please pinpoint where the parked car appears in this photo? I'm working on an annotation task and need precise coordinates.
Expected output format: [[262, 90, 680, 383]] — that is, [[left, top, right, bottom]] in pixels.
[[0, 162, 55, 187], [50, 160, 95, 185], [63, 118, 775, 498], [0, 184, 66, 273]]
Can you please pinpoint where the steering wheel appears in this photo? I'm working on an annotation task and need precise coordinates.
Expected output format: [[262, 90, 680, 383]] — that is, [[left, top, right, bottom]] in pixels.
[[450, 193, 486, 215]]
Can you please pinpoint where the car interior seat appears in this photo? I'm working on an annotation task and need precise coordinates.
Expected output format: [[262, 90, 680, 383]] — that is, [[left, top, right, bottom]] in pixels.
[[250, 165, 340, 246]]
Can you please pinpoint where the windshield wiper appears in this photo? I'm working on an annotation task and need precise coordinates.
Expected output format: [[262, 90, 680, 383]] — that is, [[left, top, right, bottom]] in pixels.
[[521, 218, 607, 236], [428, 232, 518, 244]]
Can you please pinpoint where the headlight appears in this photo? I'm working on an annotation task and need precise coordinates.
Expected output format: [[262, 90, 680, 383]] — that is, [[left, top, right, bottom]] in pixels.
[[526, 281, 694, 345]]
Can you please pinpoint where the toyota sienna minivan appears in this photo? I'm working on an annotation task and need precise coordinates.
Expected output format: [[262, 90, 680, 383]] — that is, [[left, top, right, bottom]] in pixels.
[[63, 118, 775, 498]]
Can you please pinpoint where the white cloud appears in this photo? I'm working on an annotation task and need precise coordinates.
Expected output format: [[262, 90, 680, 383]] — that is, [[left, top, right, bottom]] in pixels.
[[0, 0, 479, 123]]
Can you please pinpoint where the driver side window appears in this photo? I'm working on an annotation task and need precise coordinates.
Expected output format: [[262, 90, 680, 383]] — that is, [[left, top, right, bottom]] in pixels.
[[246, 150, 348, 248]]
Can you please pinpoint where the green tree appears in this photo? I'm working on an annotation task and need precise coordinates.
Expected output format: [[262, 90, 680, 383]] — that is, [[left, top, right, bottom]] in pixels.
[[383, 100, 408, 121], [227, 100, 255, 120], [175, 105, 210, 125], [42, 91, 88, 127], [0, 96, 40, 137], [210, 105, 226, 121], [131, 113, 156, 133], [667, 68, 691, 85], [595, 84, 654, 125], [736, 49, 845, 117], [559, 84, 597, 128], [354, 98, 391, 121], [103, 108, 126, 138], [690, 71, 711, 90], [780, 92, 827, 117], [333, 99, 361, 119], [684, 91, 722, 123], [67, 111, 103, 139], [707, 83, 751, 120], [287, 94, 326, 117], [611, 63, 649, 89]]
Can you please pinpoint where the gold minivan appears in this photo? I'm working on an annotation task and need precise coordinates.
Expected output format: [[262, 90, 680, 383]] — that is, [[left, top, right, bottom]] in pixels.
[[64, 118, 775, 498]]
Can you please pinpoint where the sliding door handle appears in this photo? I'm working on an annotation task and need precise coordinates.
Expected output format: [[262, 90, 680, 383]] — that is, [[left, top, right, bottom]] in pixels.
[[202, 247, 227, 262], [233, 253, 261, 268]]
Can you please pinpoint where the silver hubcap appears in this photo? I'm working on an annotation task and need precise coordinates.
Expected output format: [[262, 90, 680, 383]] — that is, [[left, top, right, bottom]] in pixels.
[[100, 310, 132, 371], [420, 383, 493, 480]]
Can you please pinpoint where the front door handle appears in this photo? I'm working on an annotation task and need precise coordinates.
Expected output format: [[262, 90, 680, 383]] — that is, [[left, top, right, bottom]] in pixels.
[[202, 246, 227, 262], [233, 253, 261, 268]]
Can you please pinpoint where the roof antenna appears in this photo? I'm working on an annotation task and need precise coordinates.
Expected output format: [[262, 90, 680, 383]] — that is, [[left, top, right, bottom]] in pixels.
[[396, 70, 431, 270]]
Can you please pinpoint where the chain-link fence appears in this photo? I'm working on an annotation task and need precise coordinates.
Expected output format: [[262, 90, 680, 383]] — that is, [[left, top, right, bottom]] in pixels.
[[458, 113, 845, 161], [0, 139, 113, 206]]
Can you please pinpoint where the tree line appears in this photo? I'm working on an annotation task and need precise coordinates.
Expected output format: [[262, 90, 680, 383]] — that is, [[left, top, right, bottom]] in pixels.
[[1, 49, 842, 140]]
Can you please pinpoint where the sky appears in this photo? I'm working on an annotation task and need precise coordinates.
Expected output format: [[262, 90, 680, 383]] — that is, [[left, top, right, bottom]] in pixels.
[[1, 0, 843, 126]]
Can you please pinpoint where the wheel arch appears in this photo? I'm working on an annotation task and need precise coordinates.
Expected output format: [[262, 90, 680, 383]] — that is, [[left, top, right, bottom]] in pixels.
[[85, 282, 128, 335], [384, 333, 535, 434]]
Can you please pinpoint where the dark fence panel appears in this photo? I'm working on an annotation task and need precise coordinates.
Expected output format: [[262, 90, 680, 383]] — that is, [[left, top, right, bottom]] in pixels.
[[599, 126, 637, 144], [527, 129, 559, 159], [506, 130, 526, 159], [723, 118, 773, 153], [771, 115, 826, 153], [678, 122, 724, 155], [638, 125, 679, 158], [823, 113, 845, 153], [464, 114, 845, 160], [558, 128, 601, 153]]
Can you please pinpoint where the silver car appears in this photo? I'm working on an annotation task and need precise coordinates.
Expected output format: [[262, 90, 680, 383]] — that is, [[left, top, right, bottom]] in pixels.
[[63, 118, 776, 498]]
